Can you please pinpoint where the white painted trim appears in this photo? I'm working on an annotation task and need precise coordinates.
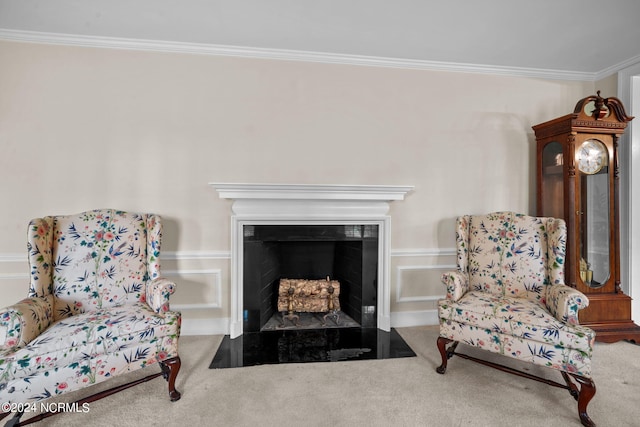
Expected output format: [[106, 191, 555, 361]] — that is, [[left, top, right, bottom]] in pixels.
[[230, 218, 392, 338], [163, 269, 221, 275], [0, 254, 26, 263], [395, 265, 453, 303], [0, 29, 601, 81], [0, 252, 232, 262], [162, 268, 222, 310], [618, 61, 640, 322], [211, 183, 414, 201], [180, 317, 228, 336], [596, 54, 640, 81], [391, 309, 439, 328], [215, 183, 413, 338], [391, 248, 456, 257], [161, 251, 230, 260], [0, 254, 224, 311], [0, 248, 458, 263], [0, 273, 29, 280]]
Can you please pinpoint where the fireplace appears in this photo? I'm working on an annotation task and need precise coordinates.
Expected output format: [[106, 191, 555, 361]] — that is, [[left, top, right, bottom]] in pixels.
[[212, 183, 413, 339], [210, 183, 415, 367], [243, 224, 379, 332]]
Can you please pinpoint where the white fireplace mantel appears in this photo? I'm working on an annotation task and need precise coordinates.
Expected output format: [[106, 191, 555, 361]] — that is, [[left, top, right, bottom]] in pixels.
[[210, 183, 414, 338], [212, 183, 414, 201]]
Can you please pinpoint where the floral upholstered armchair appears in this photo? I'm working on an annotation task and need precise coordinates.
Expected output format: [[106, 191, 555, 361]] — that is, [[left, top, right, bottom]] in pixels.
[[0, 209, 181, 425], [436, 212, 596, 427]]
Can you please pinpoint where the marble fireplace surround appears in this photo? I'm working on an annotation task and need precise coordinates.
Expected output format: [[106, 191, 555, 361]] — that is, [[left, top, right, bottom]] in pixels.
[[211, 183, 414, 338]]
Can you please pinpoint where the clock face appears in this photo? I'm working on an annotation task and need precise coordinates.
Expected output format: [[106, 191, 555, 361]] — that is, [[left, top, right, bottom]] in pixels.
[[577, 139, 607, 174]]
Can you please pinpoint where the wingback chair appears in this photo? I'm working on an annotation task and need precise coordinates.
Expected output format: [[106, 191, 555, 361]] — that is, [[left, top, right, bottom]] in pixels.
[[0, 209, 181, 425], [436, 212, 596, 427]]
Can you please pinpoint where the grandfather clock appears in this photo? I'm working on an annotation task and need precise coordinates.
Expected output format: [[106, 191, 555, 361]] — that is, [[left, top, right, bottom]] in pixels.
[[533, 91, 640, 343]]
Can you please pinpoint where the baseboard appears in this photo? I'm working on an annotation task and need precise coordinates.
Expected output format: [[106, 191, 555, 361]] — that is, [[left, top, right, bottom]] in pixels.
[[390, 310, 439, 328], [181, 317, 229, 336]]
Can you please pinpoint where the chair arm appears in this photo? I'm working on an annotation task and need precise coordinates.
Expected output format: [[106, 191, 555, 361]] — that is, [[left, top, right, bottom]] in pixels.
[[0, 295, 53, 351], [145, 277, 177, 314], [441, 270, 469, 302], [545, 284, 589, 326]]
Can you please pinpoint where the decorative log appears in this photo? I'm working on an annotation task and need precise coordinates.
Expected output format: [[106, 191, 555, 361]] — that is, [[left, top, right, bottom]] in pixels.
[[277, 277, 340, 313]]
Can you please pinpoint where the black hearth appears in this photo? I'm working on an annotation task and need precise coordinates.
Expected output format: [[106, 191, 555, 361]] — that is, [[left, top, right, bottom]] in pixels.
[[210, 328, 415, 368]]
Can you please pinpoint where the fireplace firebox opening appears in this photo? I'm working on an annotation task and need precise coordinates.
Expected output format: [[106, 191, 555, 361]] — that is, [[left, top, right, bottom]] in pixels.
[[242, 224, 379, 333]]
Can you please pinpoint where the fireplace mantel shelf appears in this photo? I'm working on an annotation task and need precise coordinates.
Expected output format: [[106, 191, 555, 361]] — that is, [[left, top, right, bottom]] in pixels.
[[210, 183, 414, 201]]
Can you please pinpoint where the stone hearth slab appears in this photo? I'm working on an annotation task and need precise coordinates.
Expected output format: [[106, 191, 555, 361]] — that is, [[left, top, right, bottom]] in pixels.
[[209, 328, 416, 368]]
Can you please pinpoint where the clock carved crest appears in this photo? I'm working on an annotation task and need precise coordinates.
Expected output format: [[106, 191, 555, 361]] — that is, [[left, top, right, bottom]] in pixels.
[[533, 92, 640, 343]]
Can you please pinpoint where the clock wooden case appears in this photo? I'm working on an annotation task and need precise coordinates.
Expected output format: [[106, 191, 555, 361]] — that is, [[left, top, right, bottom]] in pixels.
[[533, 91, 640, 343]]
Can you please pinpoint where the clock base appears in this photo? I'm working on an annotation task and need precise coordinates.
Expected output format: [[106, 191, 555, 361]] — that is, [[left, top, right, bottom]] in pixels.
[[578, 293, 640, 344], [580, 321, 640, 344]]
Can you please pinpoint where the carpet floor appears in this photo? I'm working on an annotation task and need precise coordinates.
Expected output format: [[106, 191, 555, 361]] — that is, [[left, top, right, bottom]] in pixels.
[[9, 325, 640, 427]]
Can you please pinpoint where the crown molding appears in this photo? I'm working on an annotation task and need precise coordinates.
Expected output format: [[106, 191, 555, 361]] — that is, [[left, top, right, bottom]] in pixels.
[[0, 28, 601, 81], [595, 53, 640, 81]]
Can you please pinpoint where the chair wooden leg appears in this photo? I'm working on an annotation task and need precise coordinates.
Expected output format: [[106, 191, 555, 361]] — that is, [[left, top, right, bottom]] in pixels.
[[570, 374, 596, 427], [160, 356, 182, 402], [436, 336, 455, 374]]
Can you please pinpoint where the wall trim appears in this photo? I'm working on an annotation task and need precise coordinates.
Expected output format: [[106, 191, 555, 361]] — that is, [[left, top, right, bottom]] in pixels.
[[0, 28, 605, 81], [1, 248, 455, 263], [391, 309, 439, 328], [162, 268, 222, 311], [161, 251, 230, 260], [391, 248, 455, 257], [0, 249, 455, 281], [0, 254, 25, 263], [0, 249, 446, 335], [395, 265, 454, 303], [181, 317, 229, 336]]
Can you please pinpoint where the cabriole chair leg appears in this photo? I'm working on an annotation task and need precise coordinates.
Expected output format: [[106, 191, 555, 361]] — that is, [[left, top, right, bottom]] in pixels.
[[571, 374, 596, 427], [436, 336, 455, 374], [160, 356, 182, 402]]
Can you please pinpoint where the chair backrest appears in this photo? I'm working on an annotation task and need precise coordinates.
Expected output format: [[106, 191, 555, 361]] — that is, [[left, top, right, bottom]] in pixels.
[[27, 209, 163, 320], [456, 211, 566, 303]]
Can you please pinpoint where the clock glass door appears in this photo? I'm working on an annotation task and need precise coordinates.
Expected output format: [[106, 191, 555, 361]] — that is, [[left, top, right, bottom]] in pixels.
[[540, 141, 564, 219], [579, 143, 610, 289]]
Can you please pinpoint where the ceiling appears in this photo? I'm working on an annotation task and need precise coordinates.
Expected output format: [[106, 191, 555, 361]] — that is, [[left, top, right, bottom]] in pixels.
[[1, 0, 640, 80]]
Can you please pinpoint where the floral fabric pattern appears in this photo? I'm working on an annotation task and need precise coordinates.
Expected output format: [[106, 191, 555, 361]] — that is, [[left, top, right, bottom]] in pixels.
[[0, 296, 53, 352], [0, 209, 180, 406], [439, 212, 594, 378], [441, 271, 469, 302]]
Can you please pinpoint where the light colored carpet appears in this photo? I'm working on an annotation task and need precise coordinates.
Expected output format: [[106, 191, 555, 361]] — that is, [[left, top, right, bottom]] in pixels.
[[12, 326, 640, 427]]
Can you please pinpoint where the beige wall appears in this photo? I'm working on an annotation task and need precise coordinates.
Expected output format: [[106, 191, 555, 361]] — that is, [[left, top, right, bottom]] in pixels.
[[0, 40, 597, 334]]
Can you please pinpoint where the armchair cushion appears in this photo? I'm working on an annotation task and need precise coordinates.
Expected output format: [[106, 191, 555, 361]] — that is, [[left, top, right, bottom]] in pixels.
[[439, 291, 594, 376], [0, 304, 179, 400]]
